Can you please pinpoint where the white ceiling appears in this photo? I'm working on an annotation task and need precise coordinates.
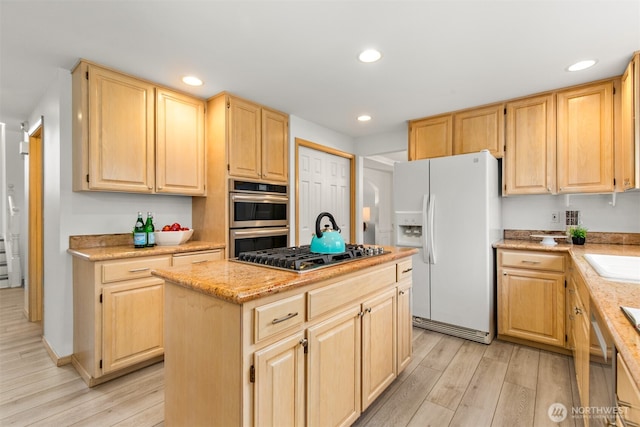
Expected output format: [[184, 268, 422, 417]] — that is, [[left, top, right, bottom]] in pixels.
[[1, 1, 639, 141]]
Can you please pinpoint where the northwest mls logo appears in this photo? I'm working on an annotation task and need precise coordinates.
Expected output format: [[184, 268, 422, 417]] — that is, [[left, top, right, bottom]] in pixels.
[[548, 402, 568, 422]]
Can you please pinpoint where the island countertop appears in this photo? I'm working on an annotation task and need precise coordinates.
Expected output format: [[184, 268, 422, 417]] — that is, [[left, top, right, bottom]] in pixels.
[[152, 246, 417, 304], [495, 240, 640, 391]]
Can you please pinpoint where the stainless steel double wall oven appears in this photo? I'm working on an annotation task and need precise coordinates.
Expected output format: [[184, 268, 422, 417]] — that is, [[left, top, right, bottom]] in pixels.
[[229, 179, 289, 258]]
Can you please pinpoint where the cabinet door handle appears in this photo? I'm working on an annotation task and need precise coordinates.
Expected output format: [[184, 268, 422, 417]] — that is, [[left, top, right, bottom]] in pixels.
[[402, 268, 413, 274], [272, 312, 298, 324], [128, 267, 150, 273], [521, 260, 541, 264], [399, 290, 406, 295], [365, 307, 372, 313]]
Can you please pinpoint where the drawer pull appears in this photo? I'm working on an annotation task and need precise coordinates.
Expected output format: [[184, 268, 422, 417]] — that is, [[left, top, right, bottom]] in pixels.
[[191, 259, 208, 264], [521, 260, 541, 264], [272, 312, 299, 324], [128, 267, 150, 273], [402, 268, 413, 274]]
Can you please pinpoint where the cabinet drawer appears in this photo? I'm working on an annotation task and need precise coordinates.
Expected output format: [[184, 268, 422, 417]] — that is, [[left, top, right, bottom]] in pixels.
[[101, 256, 172, 284], [255, 293, 306, 342], [617, 353, 640, 425], [500, 250, 565, 272], [308, 265, 396, 320], [172, 250, 223, 266], [396, 259, 413, 282]]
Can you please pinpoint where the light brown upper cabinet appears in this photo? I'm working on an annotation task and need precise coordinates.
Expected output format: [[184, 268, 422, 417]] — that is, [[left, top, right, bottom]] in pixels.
[[408, 114, 453, 160], [556, 80, 615, 194], [453, 103, 505, 158], [227, 95, 288, 182], [155, 89, 206, 195], [504, 94, 556, 195], [619, 52, 639, 191], [72, 60, 205, 195]]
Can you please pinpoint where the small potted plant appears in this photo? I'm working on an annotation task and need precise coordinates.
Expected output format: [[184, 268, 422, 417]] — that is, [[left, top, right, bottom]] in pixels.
[[569, 225, 587, 245]]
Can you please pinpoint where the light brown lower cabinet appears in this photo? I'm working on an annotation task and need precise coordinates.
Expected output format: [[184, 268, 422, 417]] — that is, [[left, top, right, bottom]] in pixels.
[[617, 352, 640, 426], [72, 249, 223, 387], [497, 249, 566, 348], [163, 259, 412, 427], [72, 254, 172, 386], [567, 267, 590, 417]]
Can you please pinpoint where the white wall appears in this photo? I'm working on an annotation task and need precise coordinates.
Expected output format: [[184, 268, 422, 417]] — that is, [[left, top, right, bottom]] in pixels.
[[26, 68, 192, 357], [502, 191, 640, 232]]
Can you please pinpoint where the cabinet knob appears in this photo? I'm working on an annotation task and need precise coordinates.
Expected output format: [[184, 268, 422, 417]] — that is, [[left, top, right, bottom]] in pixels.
[[574, 307, 582, 315], [503, 272, 508, 276]]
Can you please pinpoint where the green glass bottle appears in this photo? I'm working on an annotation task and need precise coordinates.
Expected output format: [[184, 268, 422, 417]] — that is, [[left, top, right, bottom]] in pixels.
[[145, 212, 155, 247], [133, 211, 146, 248]]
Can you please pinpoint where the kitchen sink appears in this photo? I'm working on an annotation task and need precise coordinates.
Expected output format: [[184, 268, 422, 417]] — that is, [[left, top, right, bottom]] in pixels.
[[584, 254, 640, 284]]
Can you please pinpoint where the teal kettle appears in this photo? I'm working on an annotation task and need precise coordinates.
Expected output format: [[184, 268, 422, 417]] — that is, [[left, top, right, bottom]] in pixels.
[[310, 212, 346, 254]]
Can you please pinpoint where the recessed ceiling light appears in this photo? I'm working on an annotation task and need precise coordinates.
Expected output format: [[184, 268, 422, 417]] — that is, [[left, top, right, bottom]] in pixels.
[[357, 115, 372, 122], [566, 59, 598, 72], [182, 75, 204, 86], [358, 49, 382, 63]]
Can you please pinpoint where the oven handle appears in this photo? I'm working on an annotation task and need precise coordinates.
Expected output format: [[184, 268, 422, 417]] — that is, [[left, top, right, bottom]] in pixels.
[[230, 193, 289, 204], [231, 227, 290, 237]]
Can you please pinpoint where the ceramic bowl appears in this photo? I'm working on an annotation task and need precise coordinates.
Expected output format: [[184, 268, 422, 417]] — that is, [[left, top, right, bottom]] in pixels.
[[154, 229, 194, 246]]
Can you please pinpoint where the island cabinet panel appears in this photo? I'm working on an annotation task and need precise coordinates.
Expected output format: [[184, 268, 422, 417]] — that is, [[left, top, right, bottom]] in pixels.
[[556, 81, 615, 194], [397, 278, 413, 373], [497, 249, 566, 349], [253, 331, 306, 427], [307, 305, 362, 427], [504, 94, 556, 195], [162, 257, 413, 427], [361, 288, 397, 410], [408, 114, 453, 160], [617, 353, 640, 426]]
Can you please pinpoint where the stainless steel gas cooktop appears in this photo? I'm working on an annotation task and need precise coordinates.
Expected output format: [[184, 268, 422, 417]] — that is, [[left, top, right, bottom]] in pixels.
[[233, 244, 385, 273]]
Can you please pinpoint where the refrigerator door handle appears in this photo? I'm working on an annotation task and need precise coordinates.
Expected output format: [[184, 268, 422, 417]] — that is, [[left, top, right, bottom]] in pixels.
[[428, 194, 436, 264], [421, 194, 429, 264]]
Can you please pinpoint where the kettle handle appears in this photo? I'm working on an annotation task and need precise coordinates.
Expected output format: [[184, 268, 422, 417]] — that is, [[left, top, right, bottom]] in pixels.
[[315, 212, 341, 238]]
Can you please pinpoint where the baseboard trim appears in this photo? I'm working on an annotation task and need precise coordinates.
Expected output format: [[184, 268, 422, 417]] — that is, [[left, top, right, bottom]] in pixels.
[[42, 336, 72, 366]]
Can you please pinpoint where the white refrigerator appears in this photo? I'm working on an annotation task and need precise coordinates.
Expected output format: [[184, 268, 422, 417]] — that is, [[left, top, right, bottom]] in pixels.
[[393, 150, 502, 344]]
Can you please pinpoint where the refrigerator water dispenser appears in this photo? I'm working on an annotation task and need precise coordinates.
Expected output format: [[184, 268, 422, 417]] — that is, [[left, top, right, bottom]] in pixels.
[[395, 211, 423, 247]]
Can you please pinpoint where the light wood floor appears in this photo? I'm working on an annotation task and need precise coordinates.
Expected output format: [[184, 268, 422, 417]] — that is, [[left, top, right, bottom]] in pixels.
[[1, 287, 586, 426]]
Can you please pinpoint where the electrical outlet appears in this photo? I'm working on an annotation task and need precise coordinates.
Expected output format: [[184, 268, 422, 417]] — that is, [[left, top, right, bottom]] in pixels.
[[551, 212, 559, 223]]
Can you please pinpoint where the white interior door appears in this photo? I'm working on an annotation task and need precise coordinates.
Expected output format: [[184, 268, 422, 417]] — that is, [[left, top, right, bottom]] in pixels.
[[298, 146, 351, 246]]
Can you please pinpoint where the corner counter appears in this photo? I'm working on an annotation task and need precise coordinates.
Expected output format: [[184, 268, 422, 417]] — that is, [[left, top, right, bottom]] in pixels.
[[494, 239, 640, 391]]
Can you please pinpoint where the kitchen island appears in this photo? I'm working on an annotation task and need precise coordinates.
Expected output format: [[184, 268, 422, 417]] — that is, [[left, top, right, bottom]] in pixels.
[[152, 246, 416, 427]]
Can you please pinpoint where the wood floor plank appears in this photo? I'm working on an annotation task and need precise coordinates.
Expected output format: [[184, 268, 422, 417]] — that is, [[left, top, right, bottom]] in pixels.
[[504, 344, 540, 391], [483, 340, 514, 363], [420, 333, 465, 371], [449, 357, 509, 427], [533, 351, 576, 427], [426, 340, 486, 410], [356, 365, 441, 427], [491, 381, 536, 427], [406, 400, 455, 427], [113, 401, 165, 427]]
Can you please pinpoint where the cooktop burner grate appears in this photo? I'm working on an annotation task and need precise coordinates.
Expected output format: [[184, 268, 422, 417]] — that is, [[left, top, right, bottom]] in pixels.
[[234, 244, 385, 272]]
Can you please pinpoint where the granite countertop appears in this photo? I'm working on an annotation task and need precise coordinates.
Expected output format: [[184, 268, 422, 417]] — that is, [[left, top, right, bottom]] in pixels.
[[67, 241, 225, 261], [151, 246, 417, 304], [495, 239, 640, 391]]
